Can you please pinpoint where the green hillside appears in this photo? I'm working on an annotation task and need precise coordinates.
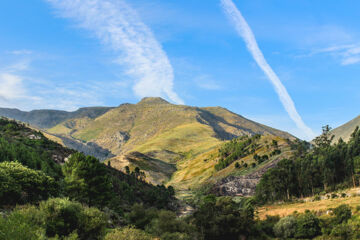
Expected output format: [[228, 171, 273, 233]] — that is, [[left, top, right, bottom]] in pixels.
[[45, 97, 294, 187]]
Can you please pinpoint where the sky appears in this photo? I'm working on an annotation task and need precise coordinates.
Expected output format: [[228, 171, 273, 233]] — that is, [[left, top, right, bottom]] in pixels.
[[0, 0, 360, 140]]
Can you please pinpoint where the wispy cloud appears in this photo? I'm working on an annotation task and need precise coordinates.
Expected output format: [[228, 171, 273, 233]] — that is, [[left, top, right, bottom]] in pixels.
[[312, 44, 360, 65], [221, 0, 315, 140], [8, 50, 33, 55], [45, 0, 184, 104], [195, 75, 222, 90], [0, 61, 41, 108]]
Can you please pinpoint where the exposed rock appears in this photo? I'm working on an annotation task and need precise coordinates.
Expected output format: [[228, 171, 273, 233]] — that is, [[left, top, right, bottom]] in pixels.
[[55, 135, 115, 161], [212, 155, 285, 197]]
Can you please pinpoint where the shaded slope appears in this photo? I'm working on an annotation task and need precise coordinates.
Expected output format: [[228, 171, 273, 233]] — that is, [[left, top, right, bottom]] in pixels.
[[0, 106, 113, 129]]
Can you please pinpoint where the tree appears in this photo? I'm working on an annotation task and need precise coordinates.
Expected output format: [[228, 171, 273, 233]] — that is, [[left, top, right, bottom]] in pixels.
[[193, 195, 255, 240], [62, 153, 113, 207], [314, 125, 334, 150]]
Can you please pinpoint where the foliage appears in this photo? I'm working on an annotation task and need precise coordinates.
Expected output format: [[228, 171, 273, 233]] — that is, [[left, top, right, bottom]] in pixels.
[[192, 195, 255, 240], [62, 153, 113, 207], [0, 161, 58, 206], [0, 118, 71, 179], [215, 135, 260, 171], [256, 126, 360, 203], [0, 198, 107, 240], [295, 211, 321, 239], [333, 204, 352, 224], [273, 215, 297, 239], [104, 226, 153, 240]]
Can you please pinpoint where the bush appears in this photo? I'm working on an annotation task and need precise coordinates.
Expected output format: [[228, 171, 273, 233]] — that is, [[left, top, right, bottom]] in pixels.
[[257, 215, 280, 238], [295, 211, 321, 239], [0, 161, 58, 206], [147, 210, 194, 239], [104, 226, 153, 240], [333, 204, 352, 224], [330, 223, 353, 239], [273, 216, 297, 239], [40, 198, 107, 240], [127, 204, 158, 230], [0, 206, 45, 240]]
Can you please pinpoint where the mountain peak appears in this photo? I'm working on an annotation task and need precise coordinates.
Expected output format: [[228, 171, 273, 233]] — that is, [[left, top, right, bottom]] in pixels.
[[138, 97, 170, 105]]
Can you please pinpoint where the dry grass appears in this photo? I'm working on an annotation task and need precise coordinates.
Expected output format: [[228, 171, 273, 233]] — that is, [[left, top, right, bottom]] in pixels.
[[258, 188, 360, 219]]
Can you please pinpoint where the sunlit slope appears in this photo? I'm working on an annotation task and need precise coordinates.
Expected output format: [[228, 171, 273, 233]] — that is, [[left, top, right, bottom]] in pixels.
[[168, 135, 292, 196], [49, 97, 294, 160], [331, 115, 360, 142]]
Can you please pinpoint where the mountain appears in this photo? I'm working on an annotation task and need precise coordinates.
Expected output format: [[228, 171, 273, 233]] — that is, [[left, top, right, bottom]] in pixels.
[[0, 106, 114, 129], [0, 97, 295, 193], [331, 115, 360, 142]]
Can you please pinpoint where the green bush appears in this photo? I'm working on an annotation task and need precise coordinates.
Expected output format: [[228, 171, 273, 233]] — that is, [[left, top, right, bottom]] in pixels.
[[104, 226, 153, 240], [0, 206, 45, 240], [0, 161, 58, 206], [273, 216, 297, 239], [330, 223, 353, 239], [147, 210, 194, 239], [295, 211, 321, 239], [333, 204, 352, 224], [40, 198, 107, 240]]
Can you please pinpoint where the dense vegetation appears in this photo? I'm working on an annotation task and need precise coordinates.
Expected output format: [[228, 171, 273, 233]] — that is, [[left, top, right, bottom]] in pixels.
[[256, 125, 360, 203], [215, 135, 261, 170], [0, 118, 71, 179]]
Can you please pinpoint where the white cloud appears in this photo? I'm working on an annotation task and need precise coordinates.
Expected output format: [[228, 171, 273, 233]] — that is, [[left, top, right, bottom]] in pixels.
[[313, 44, 360, 65], [195, 75, 222, 90], [45, 0, 184, 104], [0, 73, 27, 101], [221, 0, 315, 140]]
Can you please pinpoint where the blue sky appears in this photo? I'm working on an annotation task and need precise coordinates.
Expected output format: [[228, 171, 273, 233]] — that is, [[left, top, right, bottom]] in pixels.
[[0, 0, 360, 140]]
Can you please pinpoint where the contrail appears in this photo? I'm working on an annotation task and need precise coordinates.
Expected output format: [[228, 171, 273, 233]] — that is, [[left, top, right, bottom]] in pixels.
[[221, 0, 315, 139], [46, 0, 184, 104]]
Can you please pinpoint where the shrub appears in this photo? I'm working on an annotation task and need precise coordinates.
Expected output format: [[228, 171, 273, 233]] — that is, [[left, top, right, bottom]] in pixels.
[[330, 223, 353, 239], [313, 195, 321, 201], [0, 206, 45, 240], [333, 204, 352, 224], [147, 210, 194, 239], [104, 226, 153, 240], [40, 198, 107, 240], [257, 215, 280, 238], [273, 216, 297, 239], [127, 204, 158, 230], [0, 161, 58, 206], [295, 212, 321, 239]]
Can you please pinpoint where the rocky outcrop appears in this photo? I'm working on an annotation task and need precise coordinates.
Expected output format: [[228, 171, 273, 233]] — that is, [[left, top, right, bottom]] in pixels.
[[212, 155, 285, 197], [56, 135, 115, 161]]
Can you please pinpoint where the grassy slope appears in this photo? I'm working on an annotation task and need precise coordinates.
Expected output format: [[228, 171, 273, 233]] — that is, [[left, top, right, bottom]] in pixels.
[[258, 188, 360, 220], [44, 98, 295, 191], [331, 115, 360, 142], [168, 135, 292, 199]]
